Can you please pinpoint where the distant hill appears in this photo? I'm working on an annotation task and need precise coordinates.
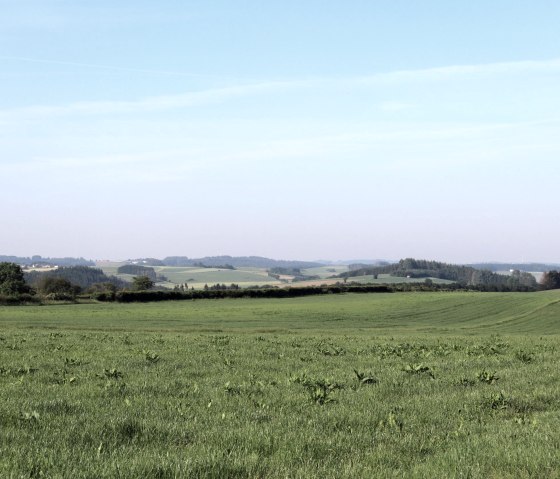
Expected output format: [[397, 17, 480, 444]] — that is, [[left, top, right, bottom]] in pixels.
[[160, 256, 323, 269], [0, 255, 94, 267], [316, 259, 393, 266], [117, 264, 157, 281], [25, 266, 126, 290], [468, 263, 560, 272], [348, 261, 392, 271], [339, 258, 538, 291]]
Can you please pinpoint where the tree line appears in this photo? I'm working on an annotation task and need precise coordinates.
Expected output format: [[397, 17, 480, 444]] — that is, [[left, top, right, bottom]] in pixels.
[[25, 266, 126, 290], [117, 264, 157, 280], [338, 258, 539, 291], [0, 255, 94, 266], [0, 263, 125, 303]]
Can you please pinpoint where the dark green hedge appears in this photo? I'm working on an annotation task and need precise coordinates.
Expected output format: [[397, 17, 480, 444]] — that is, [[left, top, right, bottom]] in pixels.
[[103, 285, 392, 303]]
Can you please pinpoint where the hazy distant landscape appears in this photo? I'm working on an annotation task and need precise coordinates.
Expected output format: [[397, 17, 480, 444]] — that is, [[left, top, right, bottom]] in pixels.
[[3, 254, 557, 294]]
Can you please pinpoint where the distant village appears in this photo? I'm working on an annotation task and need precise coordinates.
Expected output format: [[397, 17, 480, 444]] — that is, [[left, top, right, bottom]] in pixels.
[[21, 264, 59, 272]]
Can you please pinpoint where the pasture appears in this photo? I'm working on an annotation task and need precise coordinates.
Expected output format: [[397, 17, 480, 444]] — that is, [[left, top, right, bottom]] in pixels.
[[99, 262, 457, 290], [98, 263, 285, 289], [1, 291, 559, 478], [294, 273, 455, 288]]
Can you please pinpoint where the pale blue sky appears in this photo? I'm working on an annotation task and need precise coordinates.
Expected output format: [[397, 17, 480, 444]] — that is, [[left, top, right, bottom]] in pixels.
[[1, 1, 559, 262]]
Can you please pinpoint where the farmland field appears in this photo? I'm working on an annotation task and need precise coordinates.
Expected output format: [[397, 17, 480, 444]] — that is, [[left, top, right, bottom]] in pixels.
[[98, 263, 285, 289], [98, 262, 460, 290], [1, 291, 559, 478], [294, 273, 455, 288]]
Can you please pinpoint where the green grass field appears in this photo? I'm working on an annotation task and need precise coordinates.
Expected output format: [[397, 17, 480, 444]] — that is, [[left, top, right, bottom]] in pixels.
[[311, 273, 454, 285], [1, 291, 559, 477], [100, 263, 462, 290], [98, 263, 284, 289], [301, 265, 350, 278], [98, 262, 462, 290]]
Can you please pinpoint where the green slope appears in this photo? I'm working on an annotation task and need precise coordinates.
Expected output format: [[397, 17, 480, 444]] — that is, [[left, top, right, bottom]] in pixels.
[[97, 264, 282, 288], [1, 290, 559, 334]]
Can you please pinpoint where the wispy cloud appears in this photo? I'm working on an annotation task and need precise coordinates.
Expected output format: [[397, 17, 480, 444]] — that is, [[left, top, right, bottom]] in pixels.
[[1, 57, 559, 122], [4, 120, 555, 183], [355, 57, 560, 85], [0, 81, 303, 121]]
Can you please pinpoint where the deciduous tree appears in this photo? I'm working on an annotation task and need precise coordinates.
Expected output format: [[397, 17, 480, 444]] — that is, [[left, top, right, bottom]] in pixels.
[[132, 276, 155, 291], [541, 270, 560, 290], [0, 262, 30, 296]]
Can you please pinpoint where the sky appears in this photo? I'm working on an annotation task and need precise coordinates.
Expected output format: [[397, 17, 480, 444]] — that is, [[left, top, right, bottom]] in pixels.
[[1, 0, 559, 263]]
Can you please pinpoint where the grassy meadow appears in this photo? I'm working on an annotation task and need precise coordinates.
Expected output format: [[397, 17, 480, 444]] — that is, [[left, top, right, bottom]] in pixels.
[[98, 263, 284, 289], [1, 291, 560, 478], [98, 262, 460, 290]]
